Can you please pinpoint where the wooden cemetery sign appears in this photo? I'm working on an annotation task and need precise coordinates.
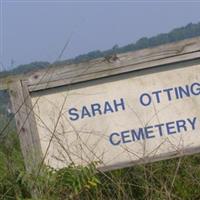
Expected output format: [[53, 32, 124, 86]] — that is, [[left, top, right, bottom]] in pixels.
[[5, 37, 200, 171]]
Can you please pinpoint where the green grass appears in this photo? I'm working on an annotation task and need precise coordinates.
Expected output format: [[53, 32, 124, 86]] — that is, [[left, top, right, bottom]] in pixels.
[[1, 113, 200, 199]]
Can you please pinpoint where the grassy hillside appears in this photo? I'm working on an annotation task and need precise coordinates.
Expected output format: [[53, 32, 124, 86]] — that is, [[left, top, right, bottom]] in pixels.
[[1, 139, 200, 199]]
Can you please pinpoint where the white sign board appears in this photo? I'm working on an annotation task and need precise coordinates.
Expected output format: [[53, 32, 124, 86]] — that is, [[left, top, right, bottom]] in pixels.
[[31, 63, 200, 170]]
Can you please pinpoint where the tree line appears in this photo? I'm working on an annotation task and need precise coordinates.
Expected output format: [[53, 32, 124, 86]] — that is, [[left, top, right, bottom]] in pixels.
[[1, 22, 200, 77]]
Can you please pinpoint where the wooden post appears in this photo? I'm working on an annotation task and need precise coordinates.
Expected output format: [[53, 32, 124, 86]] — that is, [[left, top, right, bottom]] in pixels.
[[9, 80, 43, 172]]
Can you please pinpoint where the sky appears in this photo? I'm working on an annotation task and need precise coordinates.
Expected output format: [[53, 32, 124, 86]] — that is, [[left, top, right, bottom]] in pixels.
[[0, 0, 200, 70]]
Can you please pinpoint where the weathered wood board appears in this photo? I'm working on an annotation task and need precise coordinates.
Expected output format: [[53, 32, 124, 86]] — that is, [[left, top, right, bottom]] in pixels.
[[3, 36, 200, 171], [26, 36, 200, 92], [31, 61, 200, 171]]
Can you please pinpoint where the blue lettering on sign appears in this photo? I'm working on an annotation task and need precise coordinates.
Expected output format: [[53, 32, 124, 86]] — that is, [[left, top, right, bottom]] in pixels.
[[145, 126, 155, 139], [109, 132, 121, 146], [139, 82, 200, 106], [131, 128, 144, 141], [152, 90, 162, 103], [104, 101, 114, 114], [81, 106, 92, 119], [68, 82, 200, 147], [191, 82, 200, 95], [68, 108, 79, 121], [163, 88, 173, 101], [91, 103, 102, 116], [68, 98, 126, 121], [109, 117, 197, 146], [140, 93, 151, 106]]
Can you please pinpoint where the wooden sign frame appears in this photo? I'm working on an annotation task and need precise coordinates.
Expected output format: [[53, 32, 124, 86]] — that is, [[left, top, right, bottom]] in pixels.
[[3, 36, 200, 171]]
